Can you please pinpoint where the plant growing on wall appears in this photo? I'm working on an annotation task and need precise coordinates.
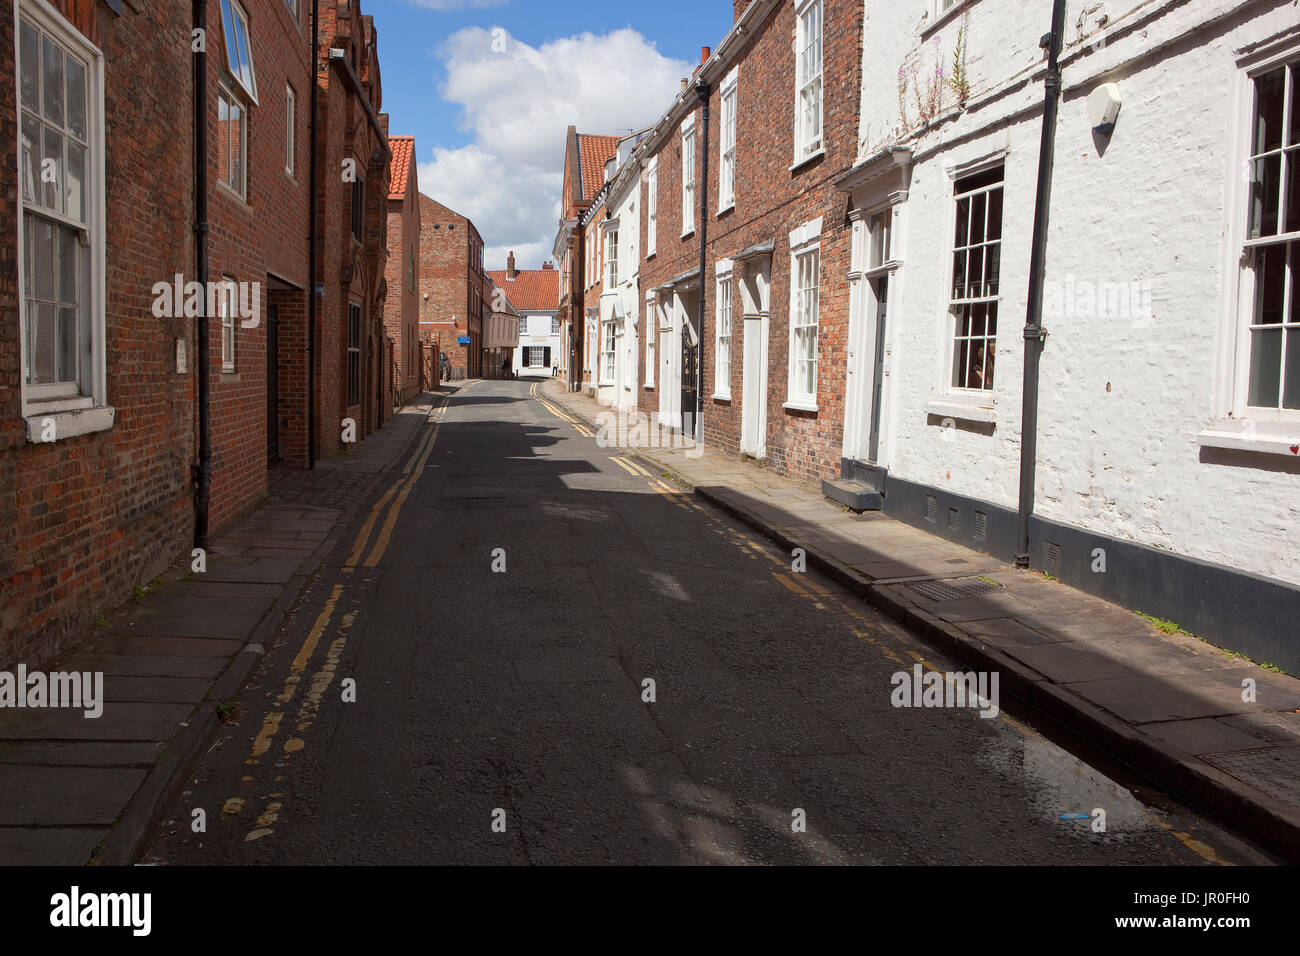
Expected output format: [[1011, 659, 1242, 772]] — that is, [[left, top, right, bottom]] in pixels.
[[949, 19, 971, 106], [897, 64, 911, 132]]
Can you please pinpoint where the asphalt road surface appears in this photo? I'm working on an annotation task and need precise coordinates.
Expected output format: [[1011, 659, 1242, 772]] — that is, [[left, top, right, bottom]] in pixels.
[[142, 377, 1273, 865]]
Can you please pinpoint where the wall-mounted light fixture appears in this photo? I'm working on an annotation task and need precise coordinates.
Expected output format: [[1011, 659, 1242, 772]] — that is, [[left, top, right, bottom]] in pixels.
[[1088, 82, 1122, 135]]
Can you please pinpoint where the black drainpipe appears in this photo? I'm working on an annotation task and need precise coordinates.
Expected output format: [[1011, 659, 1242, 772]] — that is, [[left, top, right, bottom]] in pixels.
[[307, 0, 320, 467], [694, 80, 710, 444], [192, 0, 211, 548], [1015, 0, 1067, 567]]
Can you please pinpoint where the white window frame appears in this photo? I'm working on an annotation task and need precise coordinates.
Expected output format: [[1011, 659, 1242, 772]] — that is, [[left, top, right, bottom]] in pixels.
[[681, 113, 696, 238], [719, 67, 738, 212], [645, 292, 656, 388], [219, 0, 258, 104], [793, 0, 824, 166], [646, 157, 658, 257], [219, 276, 237, 373], [218, 84, 248, 199], [605, 224, 619, 290], [714, 262, 734, 399], [601, 316, 617, 384], [944, 160, 1004, 402], [786, 217, 823, 410], [1233, 47, 1300, 422], [285, 82, 295, 177], [16, 0, 112, 440]]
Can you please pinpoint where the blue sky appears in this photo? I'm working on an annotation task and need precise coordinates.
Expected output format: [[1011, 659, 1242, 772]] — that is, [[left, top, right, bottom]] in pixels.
[[365, 0, 736, 269]]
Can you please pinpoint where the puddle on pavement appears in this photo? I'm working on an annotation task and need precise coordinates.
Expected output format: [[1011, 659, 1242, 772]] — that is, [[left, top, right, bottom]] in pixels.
[[985, 727, 1159, 839]]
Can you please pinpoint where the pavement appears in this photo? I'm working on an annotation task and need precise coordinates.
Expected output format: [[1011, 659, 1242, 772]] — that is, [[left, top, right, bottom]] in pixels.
[[542, 377, 1300, 863], [0, 384, 469, 866]]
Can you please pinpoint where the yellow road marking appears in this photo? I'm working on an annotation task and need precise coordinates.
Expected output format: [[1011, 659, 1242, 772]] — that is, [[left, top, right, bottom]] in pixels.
[[610, 456, 639, 476], [363, 423, 440, 567]]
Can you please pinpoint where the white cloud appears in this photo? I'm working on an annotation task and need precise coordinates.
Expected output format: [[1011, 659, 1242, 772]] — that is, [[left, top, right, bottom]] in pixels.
[[417, 26, 691, 272]]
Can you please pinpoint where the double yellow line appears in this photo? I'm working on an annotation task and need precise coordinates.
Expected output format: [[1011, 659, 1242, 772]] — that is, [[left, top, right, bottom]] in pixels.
[[531, 382, 594, 437], [344, 398, 446, 569], [609, 456, 651, 478]]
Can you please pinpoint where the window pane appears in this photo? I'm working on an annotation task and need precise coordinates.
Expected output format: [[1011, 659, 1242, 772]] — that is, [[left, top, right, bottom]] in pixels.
[[954, 196, 969, 247], [231, 101, 244, 194], [1254, 67, 1285, 155], [42, 34, 63, 126], [1247, 327, 1282, 407], [1286, 150, 1299, 234], [33, 217, 55, 300], [233, 17, 252, 92], [984, 242, 1001, 297], [66, 56, 87, 142], [30, 302, 59, 383], [984, 338, 996, 389], [20, 22, 39, 109], [952, 335, 969, 389], [43, 126, 63, 213], [966, 246, 983, 298], [952, 249, 967, 299], [58, 305, 78, 382], [1285, 331, 1300, 410], [1254, 243, 1286, 325], [20, 112, 41, 205], [58, 223, 78, 303], [986, 187, 1003, 240], [66, 141, 84, 223], [220, 0, 239, 74], [968, 301, 986, 338], [970, 191, 986, 244], [1292, 64, 1300, 146], [1251, 154, 1280, 237], [986, 300, 998, 337]]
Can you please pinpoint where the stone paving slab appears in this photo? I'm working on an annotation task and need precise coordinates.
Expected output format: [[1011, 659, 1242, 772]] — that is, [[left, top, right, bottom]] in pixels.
[[0, 702, 195, 741], [0, 828, 108, 866], [0, 741, 164, 767], [0, 766, 147, 825]]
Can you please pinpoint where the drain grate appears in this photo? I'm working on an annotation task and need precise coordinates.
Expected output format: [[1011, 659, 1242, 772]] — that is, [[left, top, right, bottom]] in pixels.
[[910, 576, 1001, 602]]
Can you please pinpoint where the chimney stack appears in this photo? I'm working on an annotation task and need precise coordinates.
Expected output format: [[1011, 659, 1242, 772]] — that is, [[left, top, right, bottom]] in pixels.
[[507, 251, 517, 279], [542, 261, 554, 270], [701, 46, 711, 65]]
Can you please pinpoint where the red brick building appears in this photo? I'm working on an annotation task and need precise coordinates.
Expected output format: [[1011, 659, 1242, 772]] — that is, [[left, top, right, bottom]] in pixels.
[[313, 5, 391, 449], [0, 0, 397, 669], [554, 128, 620, 392], [383, 135, 420, 404], [637, 0, 862, 482], [418, 193, 486, 380]]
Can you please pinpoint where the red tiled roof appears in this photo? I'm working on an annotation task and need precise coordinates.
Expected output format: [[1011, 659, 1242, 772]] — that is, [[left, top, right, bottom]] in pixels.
[[487, 268, 560, 312], [577, 134, 621, 202], [388, 137, 415, 199]]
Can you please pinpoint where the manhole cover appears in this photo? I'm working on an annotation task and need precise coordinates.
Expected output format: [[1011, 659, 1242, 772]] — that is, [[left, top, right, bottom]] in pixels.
[[910, 577, 1001, 602]]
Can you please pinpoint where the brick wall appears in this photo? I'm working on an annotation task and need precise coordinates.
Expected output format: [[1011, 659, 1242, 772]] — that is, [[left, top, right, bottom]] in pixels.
[[418, 193, 485, 379], [639, 0, 862, 484], [0, 0, 195, 668], [383, 144, 420, 403]]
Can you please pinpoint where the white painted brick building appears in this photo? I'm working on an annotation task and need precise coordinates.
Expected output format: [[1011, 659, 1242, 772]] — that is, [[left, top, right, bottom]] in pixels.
[[842, 0, 1300, 667]]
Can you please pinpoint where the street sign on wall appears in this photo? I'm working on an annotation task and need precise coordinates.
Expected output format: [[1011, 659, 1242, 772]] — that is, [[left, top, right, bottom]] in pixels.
[[457, 336, 470, 344]]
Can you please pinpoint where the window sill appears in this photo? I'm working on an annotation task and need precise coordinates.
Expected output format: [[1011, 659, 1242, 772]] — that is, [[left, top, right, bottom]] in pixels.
[[717, 202, 734, 219], [1198, 422, 1300, 456], [790, 149, 825, 173], [925, 398, 996, 424], [645, 385, 655, 391], [25, 404, 116, 443], [645, 252, 656, 261], [783, 399, 818, 413], [712, 393, 731, 403], [922, 0, 979, 41], [681, 229, 695, 240]]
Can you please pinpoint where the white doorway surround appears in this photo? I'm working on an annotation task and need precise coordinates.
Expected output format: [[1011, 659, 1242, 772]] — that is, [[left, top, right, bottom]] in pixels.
[[737, 248, 771, 460]]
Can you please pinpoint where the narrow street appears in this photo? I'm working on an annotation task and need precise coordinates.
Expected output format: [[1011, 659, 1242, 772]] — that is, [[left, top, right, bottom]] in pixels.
[[142, 378, 1271, 865]]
